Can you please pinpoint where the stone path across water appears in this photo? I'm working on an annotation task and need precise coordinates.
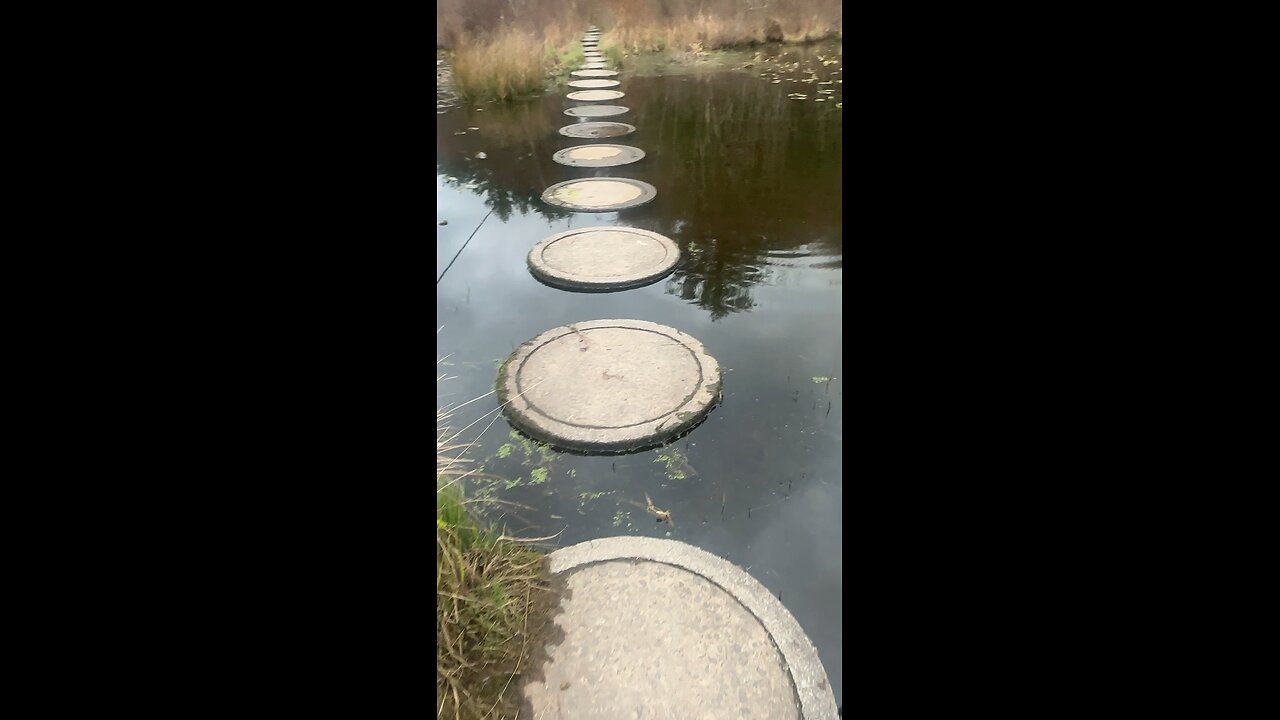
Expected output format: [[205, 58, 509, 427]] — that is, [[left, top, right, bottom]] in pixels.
[[494, 27, 838, 719]]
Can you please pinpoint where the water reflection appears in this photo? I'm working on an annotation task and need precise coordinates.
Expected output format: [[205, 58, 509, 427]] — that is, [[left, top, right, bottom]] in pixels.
[[435, 42, 841, 318], [436, 43, 843, 704]]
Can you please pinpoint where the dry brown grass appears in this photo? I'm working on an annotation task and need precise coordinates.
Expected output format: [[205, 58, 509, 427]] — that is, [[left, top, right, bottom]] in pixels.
[[436, 0, 840, 102], [437, 371, 555, 719], [450, 31, 549, 102]]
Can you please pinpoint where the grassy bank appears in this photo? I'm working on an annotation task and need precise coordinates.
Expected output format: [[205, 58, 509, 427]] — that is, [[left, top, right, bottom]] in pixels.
[[436, 0, 840, 102], [437, 402, 554, 719]]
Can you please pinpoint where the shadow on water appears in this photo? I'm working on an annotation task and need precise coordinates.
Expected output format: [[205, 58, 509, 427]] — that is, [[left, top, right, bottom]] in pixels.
[[437, 40, 842, 707]]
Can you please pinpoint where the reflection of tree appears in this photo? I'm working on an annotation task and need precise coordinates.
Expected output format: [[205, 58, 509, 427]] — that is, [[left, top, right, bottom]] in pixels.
[[436, 98, 574, 223], [665, 237, 769, 319]]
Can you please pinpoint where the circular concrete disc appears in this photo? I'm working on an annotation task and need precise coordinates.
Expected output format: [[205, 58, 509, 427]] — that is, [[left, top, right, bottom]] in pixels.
[[571, 69, 619, 78], [523, 560, 800, 719], [566, 89, 626, 101], [583, 52, 604, 59], [528, 226, 678, 291], [552, 143, 644, 167], [569, 79, 620, 89], [564, 105, 629, 118], [582, 62, 609, 69], [522, 537, 839, 720], [497, 320, 721, 452], [558, 121, 637, 139], [541, 177, 656, 211]]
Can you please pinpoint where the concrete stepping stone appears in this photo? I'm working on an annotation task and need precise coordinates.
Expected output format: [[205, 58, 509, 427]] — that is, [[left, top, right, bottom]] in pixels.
[[569, 79, 620, 89], [564, 105, 629, 118], [497, 320, 719, 451], [527, 226, 677, 291], [571, 69, 619, 78], [521, 537, 838, 719], [541, 177, 656, 212], [566, 89, 625, 102], [582, 62, 609, 70], [552, 143, 644, 167], [558, 121, 636, 139]]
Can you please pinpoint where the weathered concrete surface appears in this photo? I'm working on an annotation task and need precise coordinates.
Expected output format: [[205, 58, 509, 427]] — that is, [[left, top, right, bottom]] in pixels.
[[571, 69, 620, 78], [497, 320, 719, 452], [559, 121, 636, 139], [564, 105, 629, 118], [522, 537, 838, 719], [569, 79, 619, 89], [566, 89, 626, 102], [528, 226, 677, 290], [552, 143, 644, 167], [541, 178, 656, 211], [582, 62, 609, 69]]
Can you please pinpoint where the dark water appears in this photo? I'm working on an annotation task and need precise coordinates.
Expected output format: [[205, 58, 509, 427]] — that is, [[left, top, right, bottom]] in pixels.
[[437, 43, 843, 706]]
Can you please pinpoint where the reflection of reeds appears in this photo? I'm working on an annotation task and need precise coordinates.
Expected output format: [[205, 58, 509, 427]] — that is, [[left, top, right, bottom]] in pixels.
[[634, 61, 842, 319]]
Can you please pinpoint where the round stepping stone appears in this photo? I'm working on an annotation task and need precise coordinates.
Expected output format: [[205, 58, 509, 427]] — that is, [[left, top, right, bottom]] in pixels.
[[521, 537, 838, 719], [584, 52, 604, 58], [569, 79, 620, 89], [564, 105, 629, 118], [527, 226, 677, 291], [541, 177, 656, 211], [552, 143, 644, 167], [582, 62, 609, 70], [497, 320, 721, 452], [571, 69, 619, 78], [566, 89, 625, 101], [558, 121, 637, 139]]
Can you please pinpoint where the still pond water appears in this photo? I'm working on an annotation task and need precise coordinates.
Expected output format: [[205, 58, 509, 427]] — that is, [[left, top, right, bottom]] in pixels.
[[437, 42, 842, 706]]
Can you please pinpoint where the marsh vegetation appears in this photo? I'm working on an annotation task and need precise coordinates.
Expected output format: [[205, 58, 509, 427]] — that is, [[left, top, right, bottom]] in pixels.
[[437, 0, 841, 101]]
